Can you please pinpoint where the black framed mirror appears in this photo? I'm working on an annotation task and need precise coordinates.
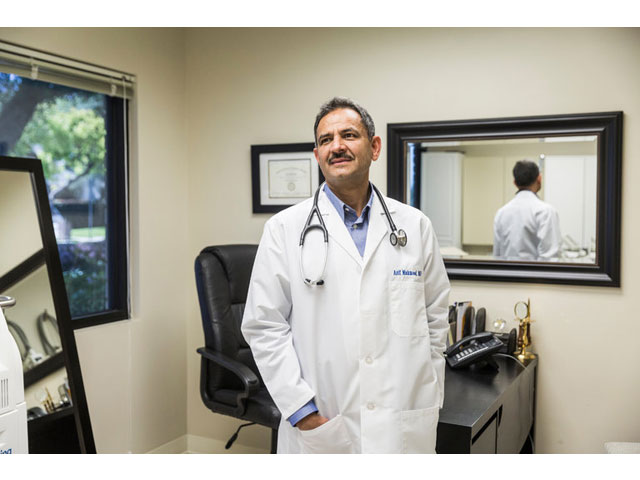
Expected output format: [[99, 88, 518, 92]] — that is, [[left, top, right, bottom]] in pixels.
[[0, 155, 95, 453], [387, 112, 622, 287]]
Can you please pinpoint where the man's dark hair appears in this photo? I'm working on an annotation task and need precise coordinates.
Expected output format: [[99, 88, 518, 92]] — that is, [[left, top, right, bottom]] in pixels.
[[313, 97, 375, 145], [513, 160, 540, 188]]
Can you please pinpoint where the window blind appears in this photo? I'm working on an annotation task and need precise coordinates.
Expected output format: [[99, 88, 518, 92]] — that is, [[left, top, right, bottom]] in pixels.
[[0, 40, 135, 98]]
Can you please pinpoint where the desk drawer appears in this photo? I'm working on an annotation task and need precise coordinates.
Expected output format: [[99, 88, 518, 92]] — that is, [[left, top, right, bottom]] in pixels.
[[497, 367, 535, 453], [471, 413, 497, 454]]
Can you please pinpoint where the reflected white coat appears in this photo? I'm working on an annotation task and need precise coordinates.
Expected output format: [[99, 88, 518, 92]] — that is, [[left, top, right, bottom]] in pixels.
[[241, 189, 450, 453], [493, 190, 562, 261]]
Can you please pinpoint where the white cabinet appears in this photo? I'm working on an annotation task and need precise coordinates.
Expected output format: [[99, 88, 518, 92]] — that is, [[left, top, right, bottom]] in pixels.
[[543, 155, 597, 249], [420, 152, 462, 248]]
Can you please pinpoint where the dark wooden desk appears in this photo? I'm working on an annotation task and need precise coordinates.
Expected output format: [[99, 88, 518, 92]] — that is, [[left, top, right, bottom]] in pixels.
[[436, 356, 537, 454]]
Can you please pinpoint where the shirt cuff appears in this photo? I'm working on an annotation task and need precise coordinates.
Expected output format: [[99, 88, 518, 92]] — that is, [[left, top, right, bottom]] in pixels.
[[287, 400, 318, 427]]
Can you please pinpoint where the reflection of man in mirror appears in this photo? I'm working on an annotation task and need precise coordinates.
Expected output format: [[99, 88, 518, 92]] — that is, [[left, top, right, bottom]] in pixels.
[[493, 160, 561, 261]]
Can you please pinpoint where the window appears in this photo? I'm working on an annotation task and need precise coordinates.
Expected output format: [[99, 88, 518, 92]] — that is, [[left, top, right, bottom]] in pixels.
[[0, 41, 133, 328]]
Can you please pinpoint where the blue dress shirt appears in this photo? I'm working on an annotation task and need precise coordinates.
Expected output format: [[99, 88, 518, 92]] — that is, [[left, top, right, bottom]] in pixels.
[[323, 183, 374, 257], [287, 184, 374, 427]]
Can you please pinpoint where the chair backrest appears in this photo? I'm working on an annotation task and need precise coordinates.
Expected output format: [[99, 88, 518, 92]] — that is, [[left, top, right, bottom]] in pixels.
[[194, 244, 260, 391]]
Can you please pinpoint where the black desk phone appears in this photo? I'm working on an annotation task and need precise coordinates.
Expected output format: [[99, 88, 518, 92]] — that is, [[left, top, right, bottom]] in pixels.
[[445, 332, 503, 369]]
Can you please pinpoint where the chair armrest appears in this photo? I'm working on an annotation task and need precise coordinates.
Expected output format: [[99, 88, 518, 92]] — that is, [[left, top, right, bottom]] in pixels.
[[197, 347, 260, 394]]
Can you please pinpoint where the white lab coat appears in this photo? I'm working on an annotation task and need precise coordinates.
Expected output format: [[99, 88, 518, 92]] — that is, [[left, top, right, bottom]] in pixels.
[[241, 189, 450, 454], [493, 190, 562, 261]]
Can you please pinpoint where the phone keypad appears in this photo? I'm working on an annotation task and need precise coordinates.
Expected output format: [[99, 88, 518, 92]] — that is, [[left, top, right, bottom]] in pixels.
[[447, 337, 504, 369]]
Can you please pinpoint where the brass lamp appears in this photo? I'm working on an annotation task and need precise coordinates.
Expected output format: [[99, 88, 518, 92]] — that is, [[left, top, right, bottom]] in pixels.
[[514, 299, 537, 365]]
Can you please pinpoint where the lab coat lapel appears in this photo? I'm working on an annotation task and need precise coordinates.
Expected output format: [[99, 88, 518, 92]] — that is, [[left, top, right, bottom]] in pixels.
[[319, 191, 363, 266], [363, 193, 394, 267]]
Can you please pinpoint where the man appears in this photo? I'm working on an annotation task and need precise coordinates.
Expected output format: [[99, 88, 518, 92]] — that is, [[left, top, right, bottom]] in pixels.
[[241, 97, 450, 453], [493, 159, 562, 261]]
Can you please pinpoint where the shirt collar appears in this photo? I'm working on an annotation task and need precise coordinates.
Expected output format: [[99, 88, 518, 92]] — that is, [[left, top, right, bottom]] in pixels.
[[323, 183, 374, 223], [516, 189, 538, 197]]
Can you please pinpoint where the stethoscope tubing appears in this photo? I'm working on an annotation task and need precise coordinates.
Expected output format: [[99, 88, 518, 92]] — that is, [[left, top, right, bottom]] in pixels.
[[370, 183, 397, 233], [299, 186, 328, 245], [300, 186, 329, 286], [300, 182, 405, 286]]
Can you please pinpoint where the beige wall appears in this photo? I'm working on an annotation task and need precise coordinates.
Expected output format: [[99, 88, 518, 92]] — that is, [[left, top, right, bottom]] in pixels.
[[185, 28, 640, 454], [1, 27, 638, 454], [0, 28, 189, 453]]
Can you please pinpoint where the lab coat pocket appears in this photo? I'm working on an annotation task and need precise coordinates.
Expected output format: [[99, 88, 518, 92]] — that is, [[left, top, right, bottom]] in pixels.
[[389, 280, 427, 337], [299, 414, 354, 454], [400, 405, 440, 454]]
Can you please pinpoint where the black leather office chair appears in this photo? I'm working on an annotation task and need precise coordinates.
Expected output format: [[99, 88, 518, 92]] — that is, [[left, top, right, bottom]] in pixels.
[[195, 244, 281, 453]]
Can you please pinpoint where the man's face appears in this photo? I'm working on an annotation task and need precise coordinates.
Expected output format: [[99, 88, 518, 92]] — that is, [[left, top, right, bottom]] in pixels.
[[314, 108, 381, 189]]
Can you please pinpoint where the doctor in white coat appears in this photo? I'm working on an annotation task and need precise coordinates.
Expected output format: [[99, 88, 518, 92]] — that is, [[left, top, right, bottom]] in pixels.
[[493, 159, 562, 261], [242, 97, 450, 453]]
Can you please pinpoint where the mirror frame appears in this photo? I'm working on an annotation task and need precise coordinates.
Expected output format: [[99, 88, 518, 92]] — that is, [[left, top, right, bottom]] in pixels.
[[387, 112, 622, 287], [0, 155, 96, 452]]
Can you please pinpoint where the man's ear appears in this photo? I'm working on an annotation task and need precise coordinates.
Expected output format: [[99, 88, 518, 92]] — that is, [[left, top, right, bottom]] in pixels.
[[314, 147, 320, 164], [370, 136, 382, 162]]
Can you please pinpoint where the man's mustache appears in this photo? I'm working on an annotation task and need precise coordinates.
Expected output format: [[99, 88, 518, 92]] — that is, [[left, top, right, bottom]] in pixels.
[[328, 153, 354, 163]]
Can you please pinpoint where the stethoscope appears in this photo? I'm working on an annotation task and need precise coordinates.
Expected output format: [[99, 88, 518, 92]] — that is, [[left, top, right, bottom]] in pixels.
[[299, 182, 407, 286]]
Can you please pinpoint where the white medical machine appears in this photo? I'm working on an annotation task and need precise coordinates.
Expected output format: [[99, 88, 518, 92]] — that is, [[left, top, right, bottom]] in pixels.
[[0, 296, 28, 454]]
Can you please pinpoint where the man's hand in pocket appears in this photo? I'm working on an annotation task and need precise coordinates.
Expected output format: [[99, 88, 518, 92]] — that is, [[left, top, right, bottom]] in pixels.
[[296, 412, 329, 431]]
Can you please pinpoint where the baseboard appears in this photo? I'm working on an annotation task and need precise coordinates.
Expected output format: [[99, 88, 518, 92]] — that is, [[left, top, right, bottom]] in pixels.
[[186, 434, 270, 454], [146, 435, 189, 454], [145, 434, 270, 454]]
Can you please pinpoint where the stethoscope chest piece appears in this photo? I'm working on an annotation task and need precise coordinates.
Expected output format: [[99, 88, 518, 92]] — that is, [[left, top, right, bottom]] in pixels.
[[390, 229, 407, 247]]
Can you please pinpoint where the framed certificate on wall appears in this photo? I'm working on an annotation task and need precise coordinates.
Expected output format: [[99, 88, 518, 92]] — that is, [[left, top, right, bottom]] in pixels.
[[251, 143, 324, 213]]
